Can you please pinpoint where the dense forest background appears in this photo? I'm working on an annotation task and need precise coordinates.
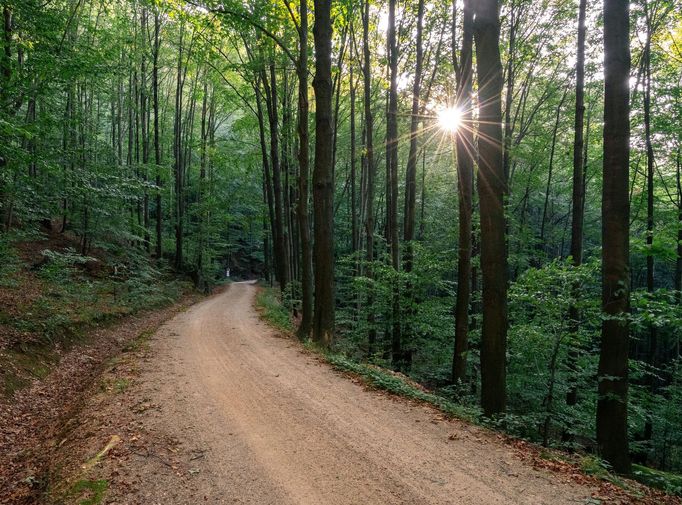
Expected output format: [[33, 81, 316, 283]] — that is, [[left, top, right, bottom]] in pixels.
[[1, 0, 682, 483]]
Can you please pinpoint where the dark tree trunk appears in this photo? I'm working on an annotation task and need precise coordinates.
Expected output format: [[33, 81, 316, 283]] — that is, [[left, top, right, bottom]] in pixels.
[[362, 0, 377, 354], [539, 87, 568, 245], [140, 8, 150, 252], [473, 0, 508, 417], [153, 12, 162, 260], [350, 40, 358, 257], [255, 83, 277, 283], [452, 0, 474, 384], [566, 0, 588, 408], [312, 0, 335, 346], [597, 0, 631, 474], [173, 27, 184, 271], [297, 0, 313, 339], [401, 0, 425, 362], [387, 0, 401, 369], [675, 145, 682, 305], [264, 62, 290, 292], [642, 2, 657, 442], [403, 0, 425, 262]]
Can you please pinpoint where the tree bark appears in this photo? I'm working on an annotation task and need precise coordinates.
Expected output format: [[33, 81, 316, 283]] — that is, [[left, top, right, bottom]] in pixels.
[[597, 0, 631, 474], [312, 0, 335, 346], [566, 0, 587, 407], [362, 0, 377, 355], [296, 0, 313, 339], [387, 0, 402, 369], [263, 61, 290, 293], [173, 26, 185, 271], [153, 11, 162, 260], [452, 0, 474, 384], [473, 0, 507, 417]]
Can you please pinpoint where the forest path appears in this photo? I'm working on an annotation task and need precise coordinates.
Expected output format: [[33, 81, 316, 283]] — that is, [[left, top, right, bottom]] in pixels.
[[96, 281, 596, 504]]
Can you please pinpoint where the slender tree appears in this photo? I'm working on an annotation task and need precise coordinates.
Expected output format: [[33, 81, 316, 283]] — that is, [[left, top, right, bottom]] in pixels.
[[387, 0, 401, 368], [362, 0, 377, 354], [566, 0, 588, 407]]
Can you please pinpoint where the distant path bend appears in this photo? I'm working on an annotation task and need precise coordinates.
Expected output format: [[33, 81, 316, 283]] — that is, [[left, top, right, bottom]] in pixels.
[[125, 281, 594, 505]]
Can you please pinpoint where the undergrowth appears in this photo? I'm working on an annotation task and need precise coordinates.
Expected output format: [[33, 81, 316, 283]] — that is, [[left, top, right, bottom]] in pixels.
[[255, 288, 294, 333], [0, 233, 193, 397], [256, 285, 682, 499]]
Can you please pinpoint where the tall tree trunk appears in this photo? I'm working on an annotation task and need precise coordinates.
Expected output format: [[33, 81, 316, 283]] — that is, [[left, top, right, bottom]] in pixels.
[[140, 8, 150, 252], [566, 0, 588, 407], [255, 83, 277, 282], [539, 87, 568, 245], [403, 0, 424, 256], [387, 0, 401, 369], [362, 0, 377, 354], [312, 0, 335, 346], [350, 40, 358, 258], [173, 26, 184, 271], [264, 61, 290, 293], [400, 0, 425, 364], [502, 1, 518, 184], [153, 12, 162, 260], [597, 0, 631, 474], [473, 0, 507, 417], [642, 2, 657, 442], [297, 0, 313, 339], [675, 146, 682, 305], [452, 0, 474, 384]]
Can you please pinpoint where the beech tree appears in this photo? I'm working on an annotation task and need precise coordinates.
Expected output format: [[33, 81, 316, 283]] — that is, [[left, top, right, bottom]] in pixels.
[[473, 0, 508, 417], [597, 0, 631, 474]]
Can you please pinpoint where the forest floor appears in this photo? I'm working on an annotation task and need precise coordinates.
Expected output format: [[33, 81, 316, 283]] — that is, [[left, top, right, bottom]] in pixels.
[[34, 280, 677, 505]]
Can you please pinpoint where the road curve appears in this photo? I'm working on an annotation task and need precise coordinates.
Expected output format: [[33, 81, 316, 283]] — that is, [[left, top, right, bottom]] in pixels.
[[121, 281, 594, 505]]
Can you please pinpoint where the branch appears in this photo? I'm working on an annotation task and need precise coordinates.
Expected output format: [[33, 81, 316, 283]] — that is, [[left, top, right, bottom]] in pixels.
[[184, 0, 297, 65]]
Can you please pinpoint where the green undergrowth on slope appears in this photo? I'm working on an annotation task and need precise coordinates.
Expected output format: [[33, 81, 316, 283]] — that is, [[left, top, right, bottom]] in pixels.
[[255, 287, 294, 333], [322, 351, 480, 423], [255, 285, 682, 499], [0, 230, 193, 397]]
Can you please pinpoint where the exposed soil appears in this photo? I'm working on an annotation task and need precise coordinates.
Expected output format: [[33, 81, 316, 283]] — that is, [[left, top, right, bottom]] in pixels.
[[40, 281, 653, 505], [0, 293, 201, 504]]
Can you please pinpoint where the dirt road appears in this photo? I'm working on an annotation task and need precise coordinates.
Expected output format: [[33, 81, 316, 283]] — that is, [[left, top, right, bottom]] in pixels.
[[74, 281, 597, 504]]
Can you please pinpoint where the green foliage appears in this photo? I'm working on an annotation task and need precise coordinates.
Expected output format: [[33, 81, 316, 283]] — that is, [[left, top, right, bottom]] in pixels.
[[256, 288, 294, 333], [632, 464, 682, 497], [69, 479, 108, 505], [326, 353, 480, 422]]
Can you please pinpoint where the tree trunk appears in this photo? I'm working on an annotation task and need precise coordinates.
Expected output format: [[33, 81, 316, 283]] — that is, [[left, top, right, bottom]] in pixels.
[[403, 0, 425, 262], [173, 26, 184, 271], [312, 0, 335, 346], [153, 12, 162, 260], [642, 2, 657, 442], [387, 0, 402, 369], [297, 0, 313, 339], [362, 0, 377, 354], [264, 62, 290, 293], [452, 0, 474, 384], [539, 87, 568, 245], [473, 0, 508, 417], [597, 0, 631, 474], [140, 8, 150, 252], [566, 0, 587, 407]]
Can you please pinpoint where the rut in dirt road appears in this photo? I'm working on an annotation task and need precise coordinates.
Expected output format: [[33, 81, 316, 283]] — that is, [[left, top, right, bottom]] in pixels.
[[109, 282, 596, 504]]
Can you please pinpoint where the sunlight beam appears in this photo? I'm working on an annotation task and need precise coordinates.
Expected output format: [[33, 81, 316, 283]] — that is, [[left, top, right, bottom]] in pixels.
[[437, 106, 462, 133]]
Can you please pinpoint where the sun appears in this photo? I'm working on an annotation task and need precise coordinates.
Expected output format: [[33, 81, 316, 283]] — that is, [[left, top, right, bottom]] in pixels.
[[437, 106, 463, 133]]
